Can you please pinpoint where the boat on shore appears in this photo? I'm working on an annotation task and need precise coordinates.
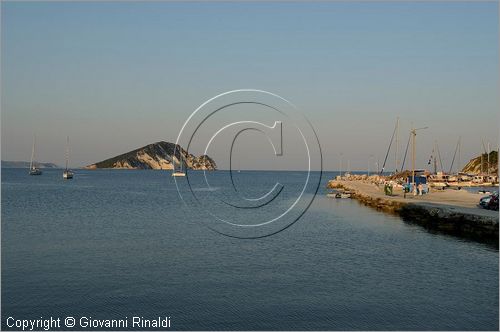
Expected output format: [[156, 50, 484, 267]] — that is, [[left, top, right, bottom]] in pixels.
[[427, 171, 498, 189], [327, 189, 353, 199]]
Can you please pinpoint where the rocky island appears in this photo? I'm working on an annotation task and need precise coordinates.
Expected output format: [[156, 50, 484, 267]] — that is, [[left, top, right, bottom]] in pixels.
[[84, 141, 216, 170], [462, 150, 498, 174]]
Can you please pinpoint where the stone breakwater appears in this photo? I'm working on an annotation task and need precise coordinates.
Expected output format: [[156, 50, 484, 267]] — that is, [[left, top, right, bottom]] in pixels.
[[328, 180, 499, 244]]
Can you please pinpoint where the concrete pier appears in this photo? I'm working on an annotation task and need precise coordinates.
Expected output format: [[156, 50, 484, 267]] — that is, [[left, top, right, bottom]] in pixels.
[[328, 180, 499, 244]]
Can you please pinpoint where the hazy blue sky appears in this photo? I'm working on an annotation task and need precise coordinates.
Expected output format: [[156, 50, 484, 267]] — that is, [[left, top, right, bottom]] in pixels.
[[1, 1, 498, 171]]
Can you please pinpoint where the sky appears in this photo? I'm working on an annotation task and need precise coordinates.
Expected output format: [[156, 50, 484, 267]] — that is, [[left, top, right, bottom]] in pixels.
[[1, 1, 498, 171]]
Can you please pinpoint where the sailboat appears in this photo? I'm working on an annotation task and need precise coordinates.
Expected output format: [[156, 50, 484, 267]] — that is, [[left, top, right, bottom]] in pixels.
[[63, 136, 74, 179], [172, 148, 186, 177], [29, 136, 42, 175], [380, 117, 400, 175]]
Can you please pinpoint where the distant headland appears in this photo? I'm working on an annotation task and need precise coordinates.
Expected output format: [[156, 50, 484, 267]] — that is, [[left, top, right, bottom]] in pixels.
[[1, 160, 60, 169], [84, 141, 217, 170], [462, 151, 498, 174]]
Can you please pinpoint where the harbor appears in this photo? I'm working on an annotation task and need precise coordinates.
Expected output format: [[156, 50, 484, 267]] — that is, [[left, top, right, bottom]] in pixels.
[[328, 176, 499, 244], [328, 115, 498, 244]]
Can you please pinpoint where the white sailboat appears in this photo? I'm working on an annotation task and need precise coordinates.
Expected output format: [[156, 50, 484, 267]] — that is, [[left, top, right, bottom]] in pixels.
[[63, 136, 74, 179], [172, 148, 186, 177], [29, 135, 42, 176]]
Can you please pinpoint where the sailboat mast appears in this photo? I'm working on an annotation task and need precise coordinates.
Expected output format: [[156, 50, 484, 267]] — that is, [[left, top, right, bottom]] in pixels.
[[30, 135, 36, 170], [487, 141, 490, 175], [481, 154, 483, 174], [411, 127, 416, 185], [65, 136, 69, 171], [481, 139, 488, 175], [176, 144, 183, 172], [395, 117, 399, 173], [457, 136, 461, 174], [433, 154, 437, 174], [401, 132, 411, 171], [449, 137, 460, 174], [436, 142, 444, 172], [433, 141, 437, 174], [339, 152, 343, 177], [380, 118, 398, 175]]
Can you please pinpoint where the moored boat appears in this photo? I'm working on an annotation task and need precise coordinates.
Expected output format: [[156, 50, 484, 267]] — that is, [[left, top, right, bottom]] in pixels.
[[327, 189, 352, 199], [63, 169, 74, 179], [63, 136, 74, 179], [29, 135, 42, 176], [172, 149, 186, 177]]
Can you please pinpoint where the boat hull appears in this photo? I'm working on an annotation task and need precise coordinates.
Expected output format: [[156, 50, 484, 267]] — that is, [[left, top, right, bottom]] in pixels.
[[63, 170, 74, 179], [172, 172, 186, 177], [327, 190, 352, 199], [29, 169, 42, 176]]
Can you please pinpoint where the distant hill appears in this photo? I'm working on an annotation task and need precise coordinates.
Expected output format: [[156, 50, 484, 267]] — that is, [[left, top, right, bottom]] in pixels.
[[462, 151, 498, 174], [85, 141, 217, 170], [1, 161, 60, 169]]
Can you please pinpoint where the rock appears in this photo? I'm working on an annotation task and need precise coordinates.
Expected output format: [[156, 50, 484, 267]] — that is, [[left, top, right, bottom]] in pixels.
[[462, 151, 498, 174], [84, 141, 217, 170]]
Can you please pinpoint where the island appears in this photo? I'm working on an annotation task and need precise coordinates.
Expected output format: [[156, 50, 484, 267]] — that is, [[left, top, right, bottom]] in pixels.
[[84, 141, 217, 170]]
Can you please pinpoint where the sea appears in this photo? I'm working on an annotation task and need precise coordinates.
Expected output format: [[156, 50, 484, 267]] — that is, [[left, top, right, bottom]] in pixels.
[[1, 168, 498, 330]]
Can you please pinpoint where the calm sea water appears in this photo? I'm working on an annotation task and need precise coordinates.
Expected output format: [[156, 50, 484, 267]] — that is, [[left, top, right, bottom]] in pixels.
[[2, 168, 498, 330]]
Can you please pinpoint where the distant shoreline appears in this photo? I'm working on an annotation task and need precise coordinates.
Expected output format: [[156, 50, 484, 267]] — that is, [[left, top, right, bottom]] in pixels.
[[1, 161, 60, 169]]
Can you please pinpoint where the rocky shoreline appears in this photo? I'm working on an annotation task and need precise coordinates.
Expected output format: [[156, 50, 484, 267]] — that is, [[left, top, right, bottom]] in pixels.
[[328, 180, 499, 245], [85, 141, 217, 170]]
